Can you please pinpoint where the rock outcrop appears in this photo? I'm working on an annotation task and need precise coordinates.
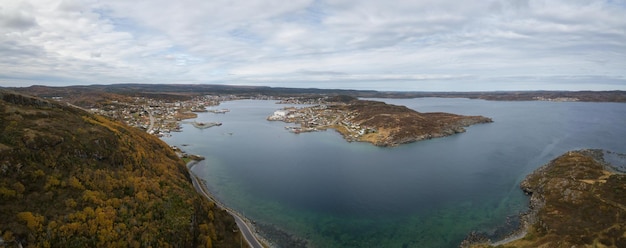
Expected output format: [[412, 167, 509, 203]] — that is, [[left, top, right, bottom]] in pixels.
[[347, 100, 492, 146], [464, 149, 626, 248], [272, 97, 492, 147]]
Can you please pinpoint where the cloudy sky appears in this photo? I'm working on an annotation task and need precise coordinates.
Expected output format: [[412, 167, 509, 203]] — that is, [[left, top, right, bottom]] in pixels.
[[1, 0, 625, 91]]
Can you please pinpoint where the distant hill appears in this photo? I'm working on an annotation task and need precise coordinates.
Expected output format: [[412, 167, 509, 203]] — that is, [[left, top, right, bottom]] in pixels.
[[9, 84, 626, 104], [0, 90, 242, 247]]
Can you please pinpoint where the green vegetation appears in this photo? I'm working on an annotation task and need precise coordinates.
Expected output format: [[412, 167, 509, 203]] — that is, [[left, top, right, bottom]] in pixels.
[[0, 90, 243, 247]]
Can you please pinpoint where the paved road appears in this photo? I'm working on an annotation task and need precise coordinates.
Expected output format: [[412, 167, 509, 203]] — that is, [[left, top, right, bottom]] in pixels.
[[229, 208, 264, 248], [146, 106, 155, 133], [188, 165, 264, 248], [65, 102, 89, 112]]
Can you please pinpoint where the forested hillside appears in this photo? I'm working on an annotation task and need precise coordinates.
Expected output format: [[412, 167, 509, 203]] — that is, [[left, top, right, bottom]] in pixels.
[[0, 90, 242, 247]]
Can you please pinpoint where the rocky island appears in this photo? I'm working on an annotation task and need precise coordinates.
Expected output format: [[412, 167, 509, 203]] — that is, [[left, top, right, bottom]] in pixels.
[[464, 149, 626, 248], [268, 96, 492, 147], [192, 121, 222, 129]]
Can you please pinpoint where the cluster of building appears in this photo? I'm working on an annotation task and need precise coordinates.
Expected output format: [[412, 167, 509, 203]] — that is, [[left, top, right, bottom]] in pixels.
[[533, 97, 579, 102], [84, 94, 380, 138], [276, 97, 325, 105], [267, 105, 377, 140], [88, 95, 233, 137]]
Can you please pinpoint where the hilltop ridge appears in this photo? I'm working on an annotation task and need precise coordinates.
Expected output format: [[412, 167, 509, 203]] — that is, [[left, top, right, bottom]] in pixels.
[[10, 84, 626, 103], [0, 90, 243, 247]]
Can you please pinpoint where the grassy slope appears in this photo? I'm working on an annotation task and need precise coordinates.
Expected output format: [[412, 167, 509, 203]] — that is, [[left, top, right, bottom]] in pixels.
[[474, 150, 626, 248], [0, 90, 242, 247], [337, 99, 492, 146]]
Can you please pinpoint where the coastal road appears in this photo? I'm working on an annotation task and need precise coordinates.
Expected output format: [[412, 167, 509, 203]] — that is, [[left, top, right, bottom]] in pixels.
[[146, 106, 155, 133], [188, 165, 264, 248], [230, 209, 264, 248]]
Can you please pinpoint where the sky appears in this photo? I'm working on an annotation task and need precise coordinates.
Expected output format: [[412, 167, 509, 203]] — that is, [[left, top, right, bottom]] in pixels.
[[0, 0, 625, 91]]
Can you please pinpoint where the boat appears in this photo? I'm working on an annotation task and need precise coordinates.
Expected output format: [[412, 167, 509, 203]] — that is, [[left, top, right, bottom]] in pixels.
[[207, 109, 230, 114]]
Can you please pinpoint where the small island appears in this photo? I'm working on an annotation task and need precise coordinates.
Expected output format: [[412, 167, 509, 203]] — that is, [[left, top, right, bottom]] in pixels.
[[191, 121, 222, 129], [464, 149, 626, 248], [268, 96, 492, 147]]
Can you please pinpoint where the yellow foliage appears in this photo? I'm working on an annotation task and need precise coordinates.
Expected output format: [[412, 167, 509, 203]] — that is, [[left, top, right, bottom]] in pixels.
[[12, 182, 25, 194], [82, 190, 104, 205], [208, 210, 214, 221], [107, 197, 122, 208], [0, 187, 16, 198], [199, 224, 209, 233], [68, 176, 85, 190], [118, 223, 127, 232], [33, 169, 45, 177], [69, 210, 86, 222], [135, 190, 149, 202], [47, 220, 58, 229], [83, 206, 95, 218], [58, 222, 82, 236], [64, 198, 77, 208], [2, 230, 14, 242], [1, 93, 242, 247], [82, 116, 121, 136], [44, 175, 61, 190], [208, 223, 217, 240], [17, 211, 44, 232], [205, 236, 213, 248]]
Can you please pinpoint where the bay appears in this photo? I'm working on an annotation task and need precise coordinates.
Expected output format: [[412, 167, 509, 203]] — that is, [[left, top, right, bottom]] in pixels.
[[162, 98, 626, 247]]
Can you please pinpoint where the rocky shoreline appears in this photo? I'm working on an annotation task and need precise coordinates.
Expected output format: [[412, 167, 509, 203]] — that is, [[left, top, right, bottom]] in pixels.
[[459, 213, 526, 248], [462, 149, 626, 248], [269, 96, 492, 147], [256, 222, 309, 248], [363, 115, 492, 147]]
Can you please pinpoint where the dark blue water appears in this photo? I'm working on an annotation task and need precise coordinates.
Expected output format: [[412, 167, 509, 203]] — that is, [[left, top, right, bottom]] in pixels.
[[162, 98, 626, 247]]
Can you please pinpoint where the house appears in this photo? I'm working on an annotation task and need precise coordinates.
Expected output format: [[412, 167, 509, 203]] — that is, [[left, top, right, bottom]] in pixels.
[[268, 110, 290, 120]]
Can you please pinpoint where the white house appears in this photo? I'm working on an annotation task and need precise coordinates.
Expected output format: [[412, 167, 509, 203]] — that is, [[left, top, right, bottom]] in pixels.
[[268, 110, 290, 120]]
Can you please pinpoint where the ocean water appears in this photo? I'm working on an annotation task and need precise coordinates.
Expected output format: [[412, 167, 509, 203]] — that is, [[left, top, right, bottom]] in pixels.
[[162, 98, 626, 247]]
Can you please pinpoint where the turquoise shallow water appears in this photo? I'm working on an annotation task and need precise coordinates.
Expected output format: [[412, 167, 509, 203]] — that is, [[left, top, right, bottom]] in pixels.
[[162, 98, 626, 247]]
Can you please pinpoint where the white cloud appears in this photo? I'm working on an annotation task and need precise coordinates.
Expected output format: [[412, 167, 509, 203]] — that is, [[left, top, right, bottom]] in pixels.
[[0, 0, 624, 90]]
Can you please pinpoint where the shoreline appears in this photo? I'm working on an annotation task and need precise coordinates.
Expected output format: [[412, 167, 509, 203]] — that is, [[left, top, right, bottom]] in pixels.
[[268, 98, 493, 147], [186, 160, 270, 248], [464, 149, 626, 247], [487, 210, 532, 246], [460, 212, 528, 248], [491, 230, 528, 246]]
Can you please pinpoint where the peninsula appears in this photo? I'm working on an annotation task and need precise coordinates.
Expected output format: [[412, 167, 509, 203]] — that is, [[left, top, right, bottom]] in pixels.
[[464, 149, 626, 248], [268, 96, 492, 147]]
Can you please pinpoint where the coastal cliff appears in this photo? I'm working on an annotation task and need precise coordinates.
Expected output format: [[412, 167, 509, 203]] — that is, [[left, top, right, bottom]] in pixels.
[[464, 149, 626, 248], [269, 96, 492, 147], [0, 90, 243, 247]]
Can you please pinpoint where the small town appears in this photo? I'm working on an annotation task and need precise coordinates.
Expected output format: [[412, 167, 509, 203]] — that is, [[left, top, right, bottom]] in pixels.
[[78, 92, 378, 141], [267, 104, 378, 141], [85, 95, 238, 136], [79, 94, 311, 137], [533, 96, 580, 102]]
